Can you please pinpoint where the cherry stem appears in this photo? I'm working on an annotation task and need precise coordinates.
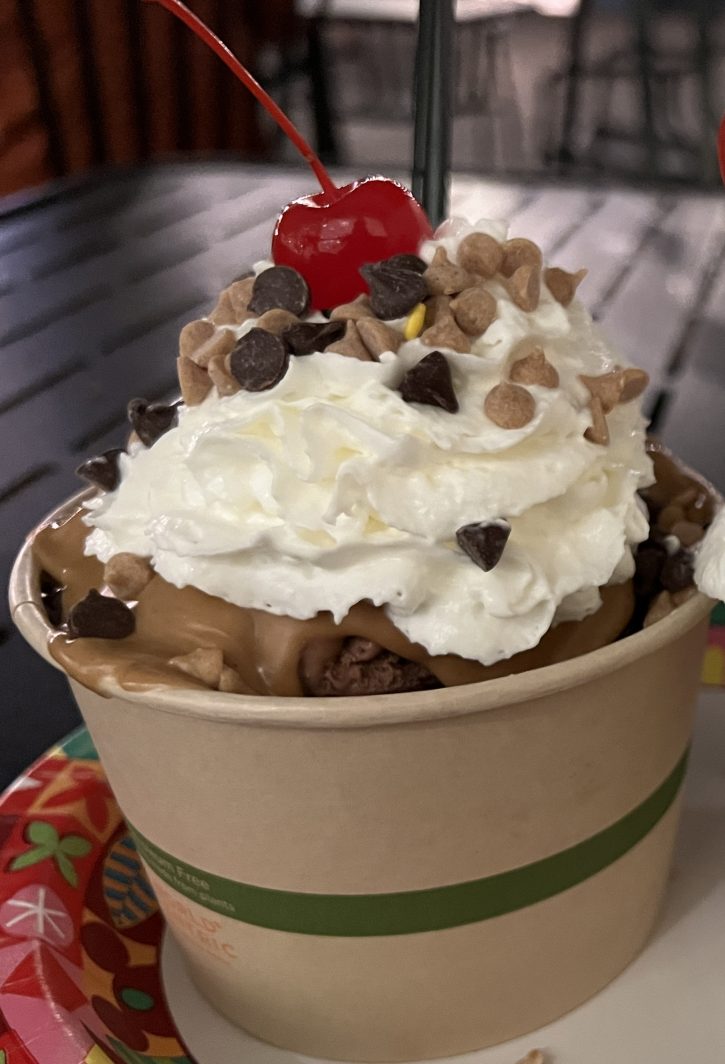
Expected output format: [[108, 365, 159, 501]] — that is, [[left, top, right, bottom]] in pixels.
[[147, 0, 339, 199]]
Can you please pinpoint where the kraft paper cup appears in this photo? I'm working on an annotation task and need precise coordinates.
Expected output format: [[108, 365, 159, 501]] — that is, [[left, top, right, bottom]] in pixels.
[[10, 499, 714, 1062]]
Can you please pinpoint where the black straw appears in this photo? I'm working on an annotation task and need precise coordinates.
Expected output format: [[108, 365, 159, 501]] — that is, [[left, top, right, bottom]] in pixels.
[[412, 0, 455, 227]]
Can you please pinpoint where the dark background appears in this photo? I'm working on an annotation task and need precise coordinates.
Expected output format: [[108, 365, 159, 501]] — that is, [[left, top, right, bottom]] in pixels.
[[2, 0, 724, 198]]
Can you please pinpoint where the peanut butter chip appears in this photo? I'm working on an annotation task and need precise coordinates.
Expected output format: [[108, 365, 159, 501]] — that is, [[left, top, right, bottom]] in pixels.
[[184, 325, 235, 369], [208, 351, 240, 396], [580, 367, 650, 412], [424, 294, 452, 328], [423, 247, 476, 296], [219, 665, 250, 693], [670, 519, 704, 547], [579, 370, 623, 413], [501, 238, 543, 278], [179, 319, 214, 361], [325, 320, 372, 361], [544, 266, 587, 306], [255, 308, 299, 335], [208, 288, 237, 326], [209, 277, 256, 326], [420, 314, 470, 353], [484, 382, 535, 428], [509, 348, 559, 388], [177, 356, 211, 406], [515, 1052, 545, 1064], [170, 647, 224, 688], [644, 589, 675, 628], [356, 317, 402, 358], [458, 232, 503, 278], [507, 264, 541, 312], [329, 294, 374, 321], [227, 276, 255, 319], [619, 367, 649, 402], [103, 553, 154, 600], [450, 286, 497, 335], [584, 396, 609, 445]]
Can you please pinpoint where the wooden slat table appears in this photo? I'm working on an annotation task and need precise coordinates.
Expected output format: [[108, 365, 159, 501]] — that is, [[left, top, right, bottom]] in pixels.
[[2, 161, 723, 787]]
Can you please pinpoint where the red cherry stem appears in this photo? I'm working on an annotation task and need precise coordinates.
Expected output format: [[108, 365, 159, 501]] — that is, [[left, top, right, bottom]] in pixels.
[[718, 115, 725, 185], [146, 0, 339, 200]]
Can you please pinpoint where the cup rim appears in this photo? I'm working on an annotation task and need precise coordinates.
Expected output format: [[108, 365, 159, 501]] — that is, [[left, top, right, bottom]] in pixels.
[[10, 492, 714, 730]]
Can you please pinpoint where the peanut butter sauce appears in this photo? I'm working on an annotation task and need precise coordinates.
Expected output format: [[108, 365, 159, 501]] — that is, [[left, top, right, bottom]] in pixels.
[[33, 508, 634, 698]]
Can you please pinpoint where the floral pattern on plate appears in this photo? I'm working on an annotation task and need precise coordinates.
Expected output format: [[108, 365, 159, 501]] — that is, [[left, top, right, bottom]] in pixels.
[[0, 728, 194, 1064]]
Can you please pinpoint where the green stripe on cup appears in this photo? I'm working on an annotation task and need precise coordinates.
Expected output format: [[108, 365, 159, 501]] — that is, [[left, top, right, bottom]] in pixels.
[[129, 748, 688, 937]]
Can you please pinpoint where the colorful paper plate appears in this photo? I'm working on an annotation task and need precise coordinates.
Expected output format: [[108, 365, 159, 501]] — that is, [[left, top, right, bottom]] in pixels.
[[0, 728, 193, 1064], [2, 694, 725, 1064]]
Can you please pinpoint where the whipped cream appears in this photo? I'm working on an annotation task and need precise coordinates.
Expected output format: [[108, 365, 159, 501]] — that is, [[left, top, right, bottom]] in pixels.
[[695, 507, 725, 599], [84, 219, 656, 666]]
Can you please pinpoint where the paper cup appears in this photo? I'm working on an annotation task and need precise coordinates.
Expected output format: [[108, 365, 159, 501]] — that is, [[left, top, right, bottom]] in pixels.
[[10, 502, 713, 1061]]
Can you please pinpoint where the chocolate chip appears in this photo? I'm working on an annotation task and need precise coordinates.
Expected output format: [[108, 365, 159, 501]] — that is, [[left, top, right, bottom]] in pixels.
[[283, 320, 345, 356], [399, 351, 459, 413], [360, 262, 428, 319], [385, 253, 427, 274], [660, 549, 695, 593], [127, 399, 178, 447], [75, 448, 124, 492], [67, 589, 135, 639], [248, 266, 310, 317], [229, 328, 290, 391], [633, 542, 667, 598], [456, 521, 511, 572]]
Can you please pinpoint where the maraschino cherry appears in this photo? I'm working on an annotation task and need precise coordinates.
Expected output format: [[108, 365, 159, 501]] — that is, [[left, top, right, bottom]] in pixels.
[[148, 0, 433, 308]]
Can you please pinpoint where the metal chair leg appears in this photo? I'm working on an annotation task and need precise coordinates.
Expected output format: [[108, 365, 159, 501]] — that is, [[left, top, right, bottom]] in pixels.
[[305, 17, 341, 166], [634, 0, 658, 175], [694, 1, 717, 183], [557, 0, 594, 168]]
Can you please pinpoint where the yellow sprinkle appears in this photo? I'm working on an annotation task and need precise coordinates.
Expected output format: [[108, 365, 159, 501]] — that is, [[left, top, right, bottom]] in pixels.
[[404, 302, 426, 340]]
